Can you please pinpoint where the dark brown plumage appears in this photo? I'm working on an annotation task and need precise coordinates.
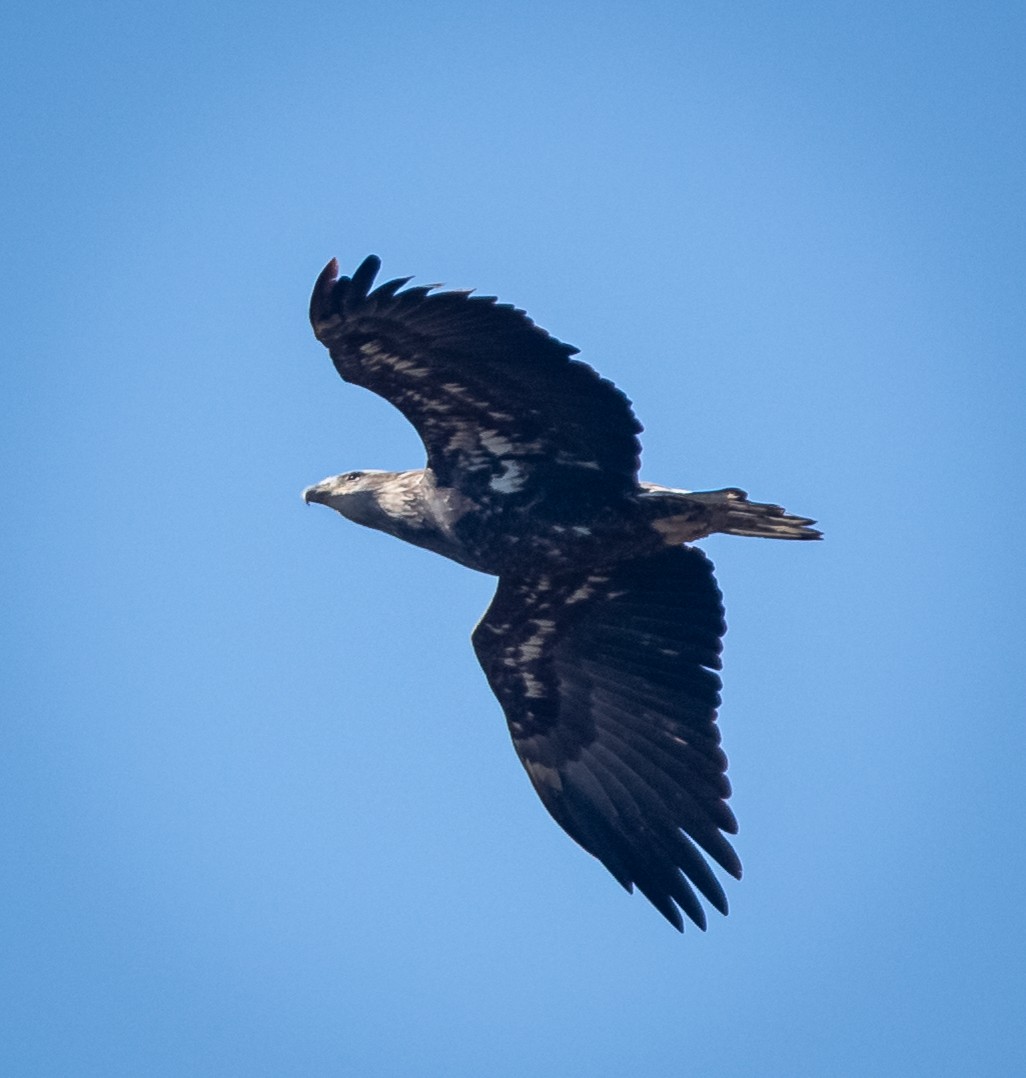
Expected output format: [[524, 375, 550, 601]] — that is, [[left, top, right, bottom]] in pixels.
[[304, 255, 819, 930]]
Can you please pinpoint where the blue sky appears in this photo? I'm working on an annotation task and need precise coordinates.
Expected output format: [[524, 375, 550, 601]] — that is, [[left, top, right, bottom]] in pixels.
[[4, 2, 1024, 1075]]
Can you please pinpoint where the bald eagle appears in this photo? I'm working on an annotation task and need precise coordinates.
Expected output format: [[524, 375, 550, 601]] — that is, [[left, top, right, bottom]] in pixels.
[[304, 255, 819, 932]]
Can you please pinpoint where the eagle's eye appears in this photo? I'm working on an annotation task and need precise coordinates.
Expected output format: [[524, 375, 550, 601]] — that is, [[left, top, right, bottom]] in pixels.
[[344, 471, 364, 483]]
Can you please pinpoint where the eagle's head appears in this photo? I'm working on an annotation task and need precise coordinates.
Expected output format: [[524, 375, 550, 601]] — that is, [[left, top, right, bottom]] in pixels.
[[302, 469, 425, 531]]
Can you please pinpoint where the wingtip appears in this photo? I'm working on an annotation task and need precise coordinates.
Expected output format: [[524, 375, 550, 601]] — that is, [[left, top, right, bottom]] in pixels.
[[310, 258, 341, 332], [350, 254, 382, 297], [318, 257, 339, 286]]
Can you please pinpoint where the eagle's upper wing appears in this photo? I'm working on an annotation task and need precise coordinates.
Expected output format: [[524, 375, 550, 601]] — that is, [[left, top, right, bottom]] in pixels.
[[310, 256, 642, 506], [472, 547, 739, 931]]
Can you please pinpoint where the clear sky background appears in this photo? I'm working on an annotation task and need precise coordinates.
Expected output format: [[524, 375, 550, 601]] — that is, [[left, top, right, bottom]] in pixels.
[[4, 2, 1024, 1075]]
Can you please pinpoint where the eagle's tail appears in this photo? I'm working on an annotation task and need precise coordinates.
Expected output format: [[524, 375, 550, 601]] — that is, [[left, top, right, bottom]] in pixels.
[[698, 487, 822, 541], [640, 483, 822, 542]]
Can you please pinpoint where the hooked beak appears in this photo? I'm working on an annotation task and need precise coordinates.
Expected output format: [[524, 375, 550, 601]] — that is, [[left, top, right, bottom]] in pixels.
[[302, 484, 326, 505]]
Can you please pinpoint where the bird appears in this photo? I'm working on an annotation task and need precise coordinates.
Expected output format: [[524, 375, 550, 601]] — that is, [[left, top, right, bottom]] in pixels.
[[303, 254, 820, 932]]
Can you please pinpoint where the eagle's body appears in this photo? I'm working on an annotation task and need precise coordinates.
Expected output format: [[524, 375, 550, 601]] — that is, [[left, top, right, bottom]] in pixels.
[[304, 255, 819, 931]]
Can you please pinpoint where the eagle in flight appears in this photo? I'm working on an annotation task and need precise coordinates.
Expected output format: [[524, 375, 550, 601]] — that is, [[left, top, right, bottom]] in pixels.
[[304, 255, 819, 931]]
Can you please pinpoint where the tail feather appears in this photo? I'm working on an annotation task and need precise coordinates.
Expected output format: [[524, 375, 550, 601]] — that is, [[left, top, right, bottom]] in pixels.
[[707, 488, 822, 541], [640, 483, 822, 543]]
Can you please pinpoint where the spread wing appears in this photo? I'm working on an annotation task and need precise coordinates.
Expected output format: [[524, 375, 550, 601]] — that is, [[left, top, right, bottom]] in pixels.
[[472, 548, 739, 931], [310, 256, 642, 508]]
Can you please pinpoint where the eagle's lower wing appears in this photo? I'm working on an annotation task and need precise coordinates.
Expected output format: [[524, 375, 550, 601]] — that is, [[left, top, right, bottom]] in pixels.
[[310, 257, 642, 508], [472, 548, 740, 931]]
